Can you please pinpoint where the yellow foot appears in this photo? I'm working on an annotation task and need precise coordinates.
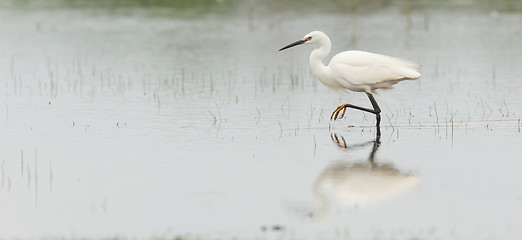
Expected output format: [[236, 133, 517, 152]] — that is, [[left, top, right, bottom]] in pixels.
[[330, 104, 348, 121]]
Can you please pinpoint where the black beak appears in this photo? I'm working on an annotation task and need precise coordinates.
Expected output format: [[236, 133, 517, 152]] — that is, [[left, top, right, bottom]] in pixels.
[[279, 39, 306, 51]]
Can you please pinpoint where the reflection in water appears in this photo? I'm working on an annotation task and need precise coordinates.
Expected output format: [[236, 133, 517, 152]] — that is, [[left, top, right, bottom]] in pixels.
[[309, 133, 419, 219]]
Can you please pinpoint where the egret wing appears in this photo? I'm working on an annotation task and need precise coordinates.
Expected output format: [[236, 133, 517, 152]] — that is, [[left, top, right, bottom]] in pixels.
[[329, 51, 420, 85]]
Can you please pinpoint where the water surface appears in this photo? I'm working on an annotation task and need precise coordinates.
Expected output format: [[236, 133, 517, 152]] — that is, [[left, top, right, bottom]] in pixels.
[[1, 1, 522, 239]]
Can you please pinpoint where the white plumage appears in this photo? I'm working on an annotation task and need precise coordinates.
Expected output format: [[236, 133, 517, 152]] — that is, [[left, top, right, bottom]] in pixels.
[[279, 30, 421, 130], [330, 50, 420, 91], [302, 31, 420, 93]]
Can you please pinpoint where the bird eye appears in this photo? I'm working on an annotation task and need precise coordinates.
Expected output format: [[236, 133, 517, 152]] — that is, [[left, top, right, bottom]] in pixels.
[[307, 37, 312, 41]]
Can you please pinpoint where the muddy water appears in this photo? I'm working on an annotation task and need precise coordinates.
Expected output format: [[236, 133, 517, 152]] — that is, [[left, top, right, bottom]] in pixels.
[[0, 1, 521, 239]]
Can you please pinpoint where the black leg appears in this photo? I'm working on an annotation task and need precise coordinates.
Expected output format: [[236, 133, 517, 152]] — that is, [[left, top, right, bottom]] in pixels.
[[330, 92, 382, 136], [365, 93, 381, 135]]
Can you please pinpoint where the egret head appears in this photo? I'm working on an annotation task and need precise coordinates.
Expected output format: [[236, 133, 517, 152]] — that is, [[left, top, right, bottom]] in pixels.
[[279, 31, 327, 51], [302, 31, 325, 44]]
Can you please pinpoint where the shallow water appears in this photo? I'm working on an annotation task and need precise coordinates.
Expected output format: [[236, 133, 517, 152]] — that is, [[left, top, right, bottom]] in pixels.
[[1, 1, 522, 239]]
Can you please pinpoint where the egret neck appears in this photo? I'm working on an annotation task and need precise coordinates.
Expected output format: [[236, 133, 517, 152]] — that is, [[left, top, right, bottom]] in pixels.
[[309, 35, 333, 88]]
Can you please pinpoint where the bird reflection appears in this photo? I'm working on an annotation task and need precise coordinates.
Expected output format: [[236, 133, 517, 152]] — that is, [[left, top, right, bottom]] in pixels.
[[308, 133, 419, 219]]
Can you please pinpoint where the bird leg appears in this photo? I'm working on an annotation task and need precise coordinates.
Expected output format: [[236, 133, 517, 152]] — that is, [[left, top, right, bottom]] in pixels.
[[366, 93, 381, 128], [330, 93, 382, 133]]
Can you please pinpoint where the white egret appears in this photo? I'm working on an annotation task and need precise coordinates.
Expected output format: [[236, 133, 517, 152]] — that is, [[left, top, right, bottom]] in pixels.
[[279, 31, 421, 132]]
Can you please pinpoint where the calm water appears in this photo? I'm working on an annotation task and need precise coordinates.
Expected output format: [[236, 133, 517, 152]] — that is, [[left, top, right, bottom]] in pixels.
[[1, 1, 522, 239]]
